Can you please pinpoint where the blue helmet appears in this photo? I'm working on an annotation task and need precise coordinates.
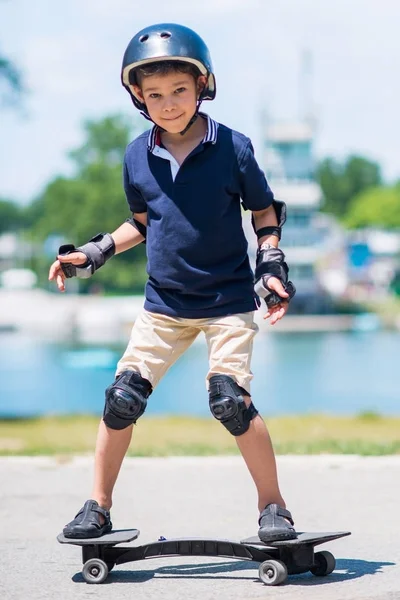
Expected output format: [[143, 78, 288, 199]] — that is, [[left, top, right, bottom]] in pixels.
[[121, 23, 216, 113]]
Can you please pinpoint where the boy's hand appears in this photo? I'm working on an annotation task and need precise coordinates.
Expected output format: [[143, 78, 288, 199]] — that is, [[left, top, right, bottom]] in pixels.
[[262, 276, 289, 325], [48, 251, 87, 292]]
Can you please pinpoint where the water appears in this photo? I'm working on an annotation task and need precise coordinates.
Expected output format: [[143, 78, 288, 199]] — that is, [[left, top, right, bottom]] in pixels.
[[0, 330, 399, 418]]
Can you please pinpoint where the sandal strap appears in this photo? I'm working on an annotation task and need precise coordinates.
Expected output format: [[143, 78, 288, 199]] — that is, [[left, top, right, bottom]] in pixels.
[[74, 500, 109, 521], [275, 506, 294, 525], [259, 503, 295, 526], [91, 504, 110, 518]]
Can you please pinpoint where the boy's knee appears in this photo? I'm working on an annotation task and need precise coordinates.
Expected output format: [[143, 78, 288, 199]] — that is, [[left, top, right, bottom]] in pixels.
[[208, 374, 258, 436]]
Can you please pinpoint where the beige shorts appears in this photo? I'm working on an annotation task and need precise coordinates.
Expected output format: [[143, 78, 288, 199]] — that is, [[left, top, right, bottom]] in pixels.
[[116, 309, 259, 394]]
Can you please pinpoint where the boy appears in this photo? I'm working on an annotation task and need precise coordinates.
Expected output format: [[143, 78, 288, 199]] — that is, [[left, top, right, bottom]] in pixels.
[[49, 23, 296, 543]]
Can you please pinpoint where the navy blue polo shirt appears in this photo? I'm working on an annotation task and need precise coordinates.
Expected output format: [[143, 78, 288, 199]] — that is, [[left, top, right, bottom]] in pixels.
[[123, 114, 274, 318]]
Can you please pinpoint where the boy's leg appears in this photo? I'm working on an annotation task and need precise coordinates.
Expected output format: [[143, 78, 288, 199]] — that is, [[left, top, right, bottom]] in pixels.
[[90, 419, 134, 512], [234, 413, 296, 541], [63, 419, 133, 537], [203, 312, 296, 541], [234, 404, 286, 512], [63, 310, 199, 537]]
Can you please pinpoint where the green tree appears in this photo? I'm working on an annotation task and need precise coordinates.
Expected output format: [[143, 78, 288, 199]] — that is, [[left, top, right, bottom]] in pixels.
[[0, 198, 23, 232], [69, 115, 132, 168], [345, 186, 400, 230], [29, 113, 149, 293], [0, 54, 22, 100], [0, 0, 24, 106], [316, 155, 382, 218]]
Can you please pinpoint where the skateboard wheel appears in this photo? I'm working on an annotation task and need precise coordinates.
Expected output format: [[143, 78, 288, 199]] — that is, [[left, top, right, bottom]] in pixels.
[[259, 559, 288, 586], [82, 558, 109, 584], [310, 551, 336, 576]]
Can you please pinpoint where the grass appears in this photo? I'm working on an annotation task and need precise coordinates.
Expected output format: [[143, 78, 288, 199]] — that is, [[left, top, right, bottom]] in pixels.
[[0, 414, 399, 457]]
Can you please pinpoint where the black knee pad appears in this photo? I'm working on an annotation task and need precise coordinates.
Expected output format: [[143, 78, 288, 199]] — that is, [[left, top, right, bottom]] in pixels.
[[208, 375, 258, 436], [103, 370, 152, 430]]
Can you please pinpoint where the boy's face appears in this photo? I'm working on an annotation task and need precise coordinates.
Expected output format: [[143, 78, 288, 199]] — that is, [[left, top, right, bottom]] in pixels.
[[134, 71, 206, 134]]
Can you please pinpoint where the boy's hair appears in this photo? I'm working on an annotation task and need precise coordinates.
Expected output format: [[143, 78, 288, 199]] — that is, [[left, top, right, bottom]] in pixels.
[[133, 60, 202, 87]]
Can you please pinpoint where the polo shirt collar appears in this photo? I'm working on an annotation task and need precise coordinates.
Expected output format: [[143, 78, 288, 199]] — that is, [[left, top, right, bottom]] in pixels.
[[147, 113, 219, 152]]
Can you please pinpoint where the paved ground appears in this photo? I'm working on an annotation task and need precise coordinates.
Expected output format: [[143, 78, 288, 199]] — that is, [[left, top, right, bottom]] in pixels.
[[1, 455, 399, 600]]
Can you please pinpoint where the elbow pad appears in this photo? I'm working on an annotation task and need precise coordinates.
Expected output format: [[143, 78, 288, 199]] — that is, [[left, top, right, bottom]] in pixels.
[[252, 199, 287, 241], [126, 217, 146, 241], [58, 233, 115, 279]]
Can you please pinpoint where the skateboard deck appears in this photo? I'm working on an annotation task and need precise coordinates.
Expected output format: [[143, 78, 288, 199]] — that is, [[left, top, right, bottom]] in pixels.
[[57, 529, 350, 548], [57, 528, 140, 546], [241, 531, 351, 547]]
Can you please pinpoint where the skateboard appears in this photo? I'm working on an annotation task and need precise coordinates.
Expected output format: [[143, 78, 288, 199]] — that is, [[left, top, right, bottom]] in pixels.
[[57, 529, 351, 586]]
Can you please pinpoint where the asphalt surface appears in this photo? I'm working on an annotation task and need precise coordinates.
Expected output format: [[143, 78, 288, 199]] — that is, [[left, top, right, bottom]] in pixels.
[[1, 455, 399, 600]]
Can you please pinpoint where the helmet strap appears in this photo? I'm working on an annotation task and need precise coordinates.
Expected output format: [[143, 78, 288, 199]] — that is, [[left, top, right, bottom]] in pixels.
[[179, 108, 199, 136], [139, 110, 153, 122], [179, 92, 204, 135]]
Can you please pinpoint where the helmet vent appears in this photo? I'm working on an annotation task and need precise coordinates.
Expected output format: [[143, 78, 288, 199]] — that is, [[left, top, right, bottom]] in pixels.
[[160, 32, 171, 39], [139, 34, 149, 43]]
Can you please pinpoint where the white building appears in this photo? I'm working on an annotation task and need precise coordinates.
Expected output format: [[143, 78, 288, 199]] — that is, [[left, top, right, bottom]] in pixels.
[[259, 118, 348, 313]]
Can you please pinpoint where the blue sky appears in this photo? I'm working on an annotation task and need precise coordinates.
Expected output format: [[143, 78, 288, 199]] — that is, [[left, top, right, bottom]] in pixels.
[[1, 0, 399, 203]]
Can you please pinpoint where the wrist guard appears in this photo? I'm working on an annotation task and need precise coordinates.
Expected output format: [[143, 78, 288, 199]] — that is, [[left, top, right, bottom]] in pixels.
[[254, 245, 296, 308], [58, 233, 115, 279]]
